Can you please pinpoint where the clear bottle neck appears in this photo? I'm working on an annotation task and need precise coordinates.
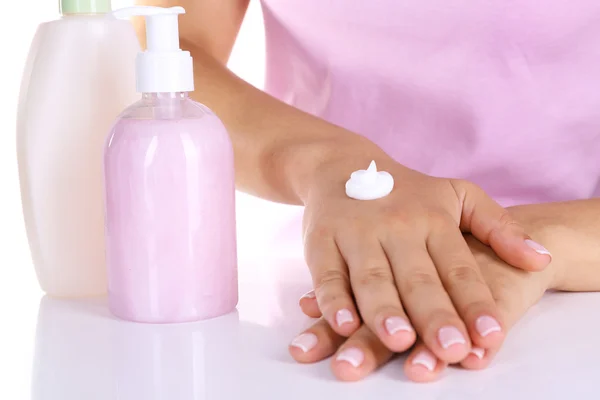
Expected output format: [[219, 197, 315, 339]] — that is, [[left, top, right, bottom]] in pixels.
[[142, 92, 189, 102], [141, 92, 191, 120]]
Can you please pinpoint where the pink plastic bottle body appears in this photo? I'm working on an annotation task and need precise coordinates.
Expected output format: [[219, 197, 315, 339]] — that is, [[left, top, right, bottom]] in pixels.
[[104, 93, 238, 323]]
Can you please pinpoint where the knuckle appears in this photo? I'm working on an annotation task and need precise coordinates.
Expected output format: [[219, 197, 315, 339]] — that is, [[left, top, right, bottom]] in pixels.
[[386, 207, 411, 224], [383, 208, 429, 238], [461, 179, 481, 193], [445, 265, 484, 286], [307, 223, 334, 242], [450, 178, 475, 195], [399, 270, 440, 295], [427, 210, 454, 231], [497, 210, 518, 228], [313, 270, 350, 307], [488, 211, 521, 242], [387, 218, 414, 238], [376, 208, 412, 232], [353, 266, 394, 288], [314, 269, 348, 291], [303, 226, 337, 264], [380, 202, 423, 226]]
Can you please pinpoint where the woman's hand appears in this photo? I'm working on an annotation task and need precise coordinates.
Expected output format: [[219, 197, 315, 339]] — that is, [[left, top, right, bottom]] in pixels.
[[291, 233, 557, 382], [301, 154, 552, 364]]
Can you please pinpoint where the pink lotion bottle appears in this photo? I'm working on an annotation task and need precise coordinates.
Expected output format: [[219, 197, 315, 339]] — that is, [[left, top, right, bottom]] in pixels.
[[104, 6, 238, 323]]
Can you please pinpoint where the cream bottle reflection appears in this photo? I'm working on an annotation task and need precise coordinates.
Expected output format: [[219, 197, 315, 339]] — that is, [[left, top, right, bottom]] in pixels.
[[32, 296, 243, 399]]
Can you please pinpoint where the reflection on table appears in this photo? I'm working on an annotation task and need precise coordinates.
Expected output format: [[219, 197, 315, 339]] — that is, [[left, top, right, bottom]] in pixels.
[[30, 255, 600, 400]]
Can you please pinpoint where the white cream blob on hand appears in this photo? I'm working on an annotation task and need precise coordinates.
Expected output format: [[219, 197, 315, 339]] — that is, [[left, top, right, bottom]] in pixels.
[[345, 160, 394, 200]]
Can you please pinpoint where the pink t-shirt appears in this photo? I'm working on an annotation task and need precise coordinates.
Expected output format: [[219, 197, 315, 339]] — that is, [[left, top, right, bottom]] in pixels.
[[260, 0, 600, 206]]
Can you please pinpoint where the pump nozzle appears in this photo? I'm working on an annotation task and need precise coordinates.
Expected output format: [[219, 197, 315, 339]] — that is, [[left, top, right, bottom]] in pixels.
[[112, 6, 194, 93]]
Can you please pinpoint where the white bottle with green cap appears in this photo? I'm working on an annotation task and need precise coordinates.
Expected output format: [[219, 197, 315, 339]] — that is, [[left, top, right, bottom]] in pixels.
[[17, 0, 140, 297]]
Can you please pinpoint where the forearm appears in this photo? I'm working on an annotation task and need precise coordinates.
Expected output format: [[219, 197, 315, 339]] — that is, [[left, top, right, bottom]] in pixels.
[[509, 199, 600, 291], [185, 45, 388, 204]]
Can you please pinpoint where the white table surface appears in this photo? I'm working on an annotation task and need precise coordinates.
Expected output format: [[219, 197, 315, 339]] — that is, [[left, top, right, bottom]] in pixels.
[[2, 195, 600, 400]]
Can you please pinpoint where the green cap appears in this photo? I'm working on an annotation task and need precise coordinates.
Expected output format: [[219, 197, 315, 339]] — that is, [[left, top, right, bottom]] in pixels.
[[60, 0, 112, 14]]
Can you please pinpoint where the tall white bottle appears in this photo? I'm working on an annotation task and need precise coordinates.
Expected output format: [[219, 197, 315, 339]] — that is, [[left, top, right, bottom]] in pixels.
[[17, 0, 140, 297]]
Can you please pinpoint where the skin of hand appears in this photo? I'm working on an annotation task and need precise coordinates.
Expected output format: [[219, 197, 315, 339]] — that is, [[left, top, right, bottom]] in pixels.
[[302, 157, 552, 365], [291, 233, 557, 382]]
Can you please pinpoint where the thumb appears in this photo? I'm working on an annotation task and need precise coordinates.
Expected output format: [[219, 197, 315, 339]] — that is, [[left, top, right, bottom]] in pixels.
[[454, 181, 552, 271]]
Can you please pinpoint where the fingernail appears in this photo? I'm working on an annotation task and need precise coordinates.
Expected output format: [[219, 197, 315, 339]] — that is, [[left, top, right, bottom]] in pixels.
[[336, 347, 365, 368], [384, 316, 413, 335], [476, 315, 502, 337], [300, 290, 316, 300], [438, 326, 466, 349], [470, 347, 485, 360], [336, 309, 354, 327], [412, 350, 437, 372], [290, 333, 318, 353], [525, 239, 552, 257]]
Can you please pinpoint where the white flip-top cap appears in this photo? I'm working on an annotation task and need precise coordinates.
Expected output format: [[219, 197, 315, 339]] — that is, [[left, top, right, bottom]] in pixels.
[[112, 6, 194, 93]]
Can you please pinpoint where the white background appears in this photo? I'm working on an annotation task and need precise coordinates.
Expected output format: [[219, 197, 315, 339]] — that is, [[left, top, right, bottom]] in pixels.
[[0, 0, 293, 397], [5, 3, 600, 399]]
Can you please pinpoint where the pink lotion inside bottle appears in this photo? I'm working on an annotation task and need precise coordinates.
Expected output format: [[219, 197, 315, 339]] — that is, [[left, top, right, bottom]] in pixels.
[[104, 92, 238, 323]]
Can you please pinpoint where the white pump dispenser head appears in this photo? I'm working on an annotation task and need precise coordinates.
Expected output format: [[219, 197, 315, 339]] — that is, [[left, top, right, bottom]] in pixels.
[[112, 6, 194, 93]]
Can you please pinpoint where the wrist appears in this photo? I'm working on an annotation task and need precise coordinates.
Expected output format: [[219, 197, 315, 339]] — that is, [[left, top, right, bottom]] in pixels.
[[272, 132, 400, 205]]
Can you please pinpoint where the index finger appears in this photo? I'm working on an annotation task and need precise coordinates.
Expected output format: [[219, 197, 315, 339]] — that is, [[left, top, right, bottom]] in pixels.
[[304, 229, 360, 337]]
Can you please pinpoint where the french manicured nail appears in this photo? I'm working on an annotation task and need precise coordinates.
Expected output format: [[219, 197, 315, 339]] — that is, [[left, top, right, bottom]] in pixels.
[[438, 326, 466, 349], [525, 239, 552, 257], [476, 316, 502, 337], [300, 290, 316, 300], [290, 333, 318, 353], [470, 347, 485, 360], [336, 347, 365, 368], [336, 309, 354, 327], [384, 316, 413, 335], [412, 350, 437, 371]]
